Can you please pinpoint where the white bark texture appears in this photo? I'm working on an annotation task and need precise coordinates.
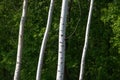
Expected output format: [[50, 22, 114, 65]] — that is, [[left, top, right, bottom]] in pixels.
[[36, 0, 54, 80], [56, 0, 68, 80], [79, 0, 94, 80], [14, 0, 28, 80]]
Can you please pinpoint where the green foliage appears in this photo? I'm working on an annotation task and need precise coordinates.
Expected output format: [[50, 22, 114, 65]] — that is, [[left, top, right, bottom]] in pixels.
[[101, 2, 120, 54], [0, 0, 120, 80]]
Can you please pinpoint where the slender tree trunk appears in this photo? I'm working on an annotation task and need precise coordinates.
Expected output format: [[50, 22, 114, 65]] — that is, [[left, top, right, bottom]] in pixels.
[[14, 0, 28, 80], [56, 0, 68, 80], [36, 0, 54, 80], [79, 0, 94, 80]]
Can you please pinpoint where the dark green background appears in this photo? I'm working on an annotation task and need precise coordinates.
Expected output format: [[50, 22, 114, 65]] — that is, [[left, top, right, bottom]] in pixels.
[[0, 0, 120, 80]]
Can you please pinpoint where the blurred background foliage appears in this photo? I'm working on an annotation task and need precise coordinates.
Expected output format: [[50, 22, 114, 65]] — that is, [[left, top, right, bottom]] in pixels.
[[0, 0, 120, 80]]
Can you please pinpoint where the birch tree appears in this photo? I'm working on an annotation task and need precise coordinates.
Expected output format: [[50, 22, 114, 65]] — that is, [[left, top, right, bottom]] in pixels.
[[56, 0, 68, 80], [36, 0, 54, 80], [13, 0, 28, 80], [79, 0, 94, 80]]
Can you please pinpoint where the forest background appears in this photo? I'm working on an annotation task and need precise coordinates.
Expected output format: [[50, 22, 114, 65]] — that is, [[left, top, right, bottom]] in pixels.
[[0, 0, 120, 80]]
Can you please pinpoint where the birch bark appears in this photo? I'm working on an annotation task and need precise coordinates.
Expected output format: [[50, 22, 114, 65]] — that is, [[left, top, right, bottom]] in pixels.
[[36, 0, 54, 80], [79, 0, 94, 80], [14, 0, 28, 80], [56, 0, 68, 80]]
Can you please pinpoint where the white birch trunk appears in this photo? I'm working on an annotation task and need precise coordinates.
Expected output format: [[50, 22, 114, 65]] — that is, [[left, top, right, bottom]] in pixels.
[[79, 0, 94, 80], [56, 0, 68, 80], [14, 0, 28, 80], [36, 0, 54, 80]]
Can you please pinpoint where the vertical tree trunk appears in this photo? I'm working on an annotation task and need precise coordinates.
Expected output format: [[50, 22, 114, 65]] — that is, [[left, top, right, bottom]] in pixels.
[[79, 0, 94, 80], [14, 0, 28, 80], [36, 0, 54, 80], [56, 0, 68, 80]]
